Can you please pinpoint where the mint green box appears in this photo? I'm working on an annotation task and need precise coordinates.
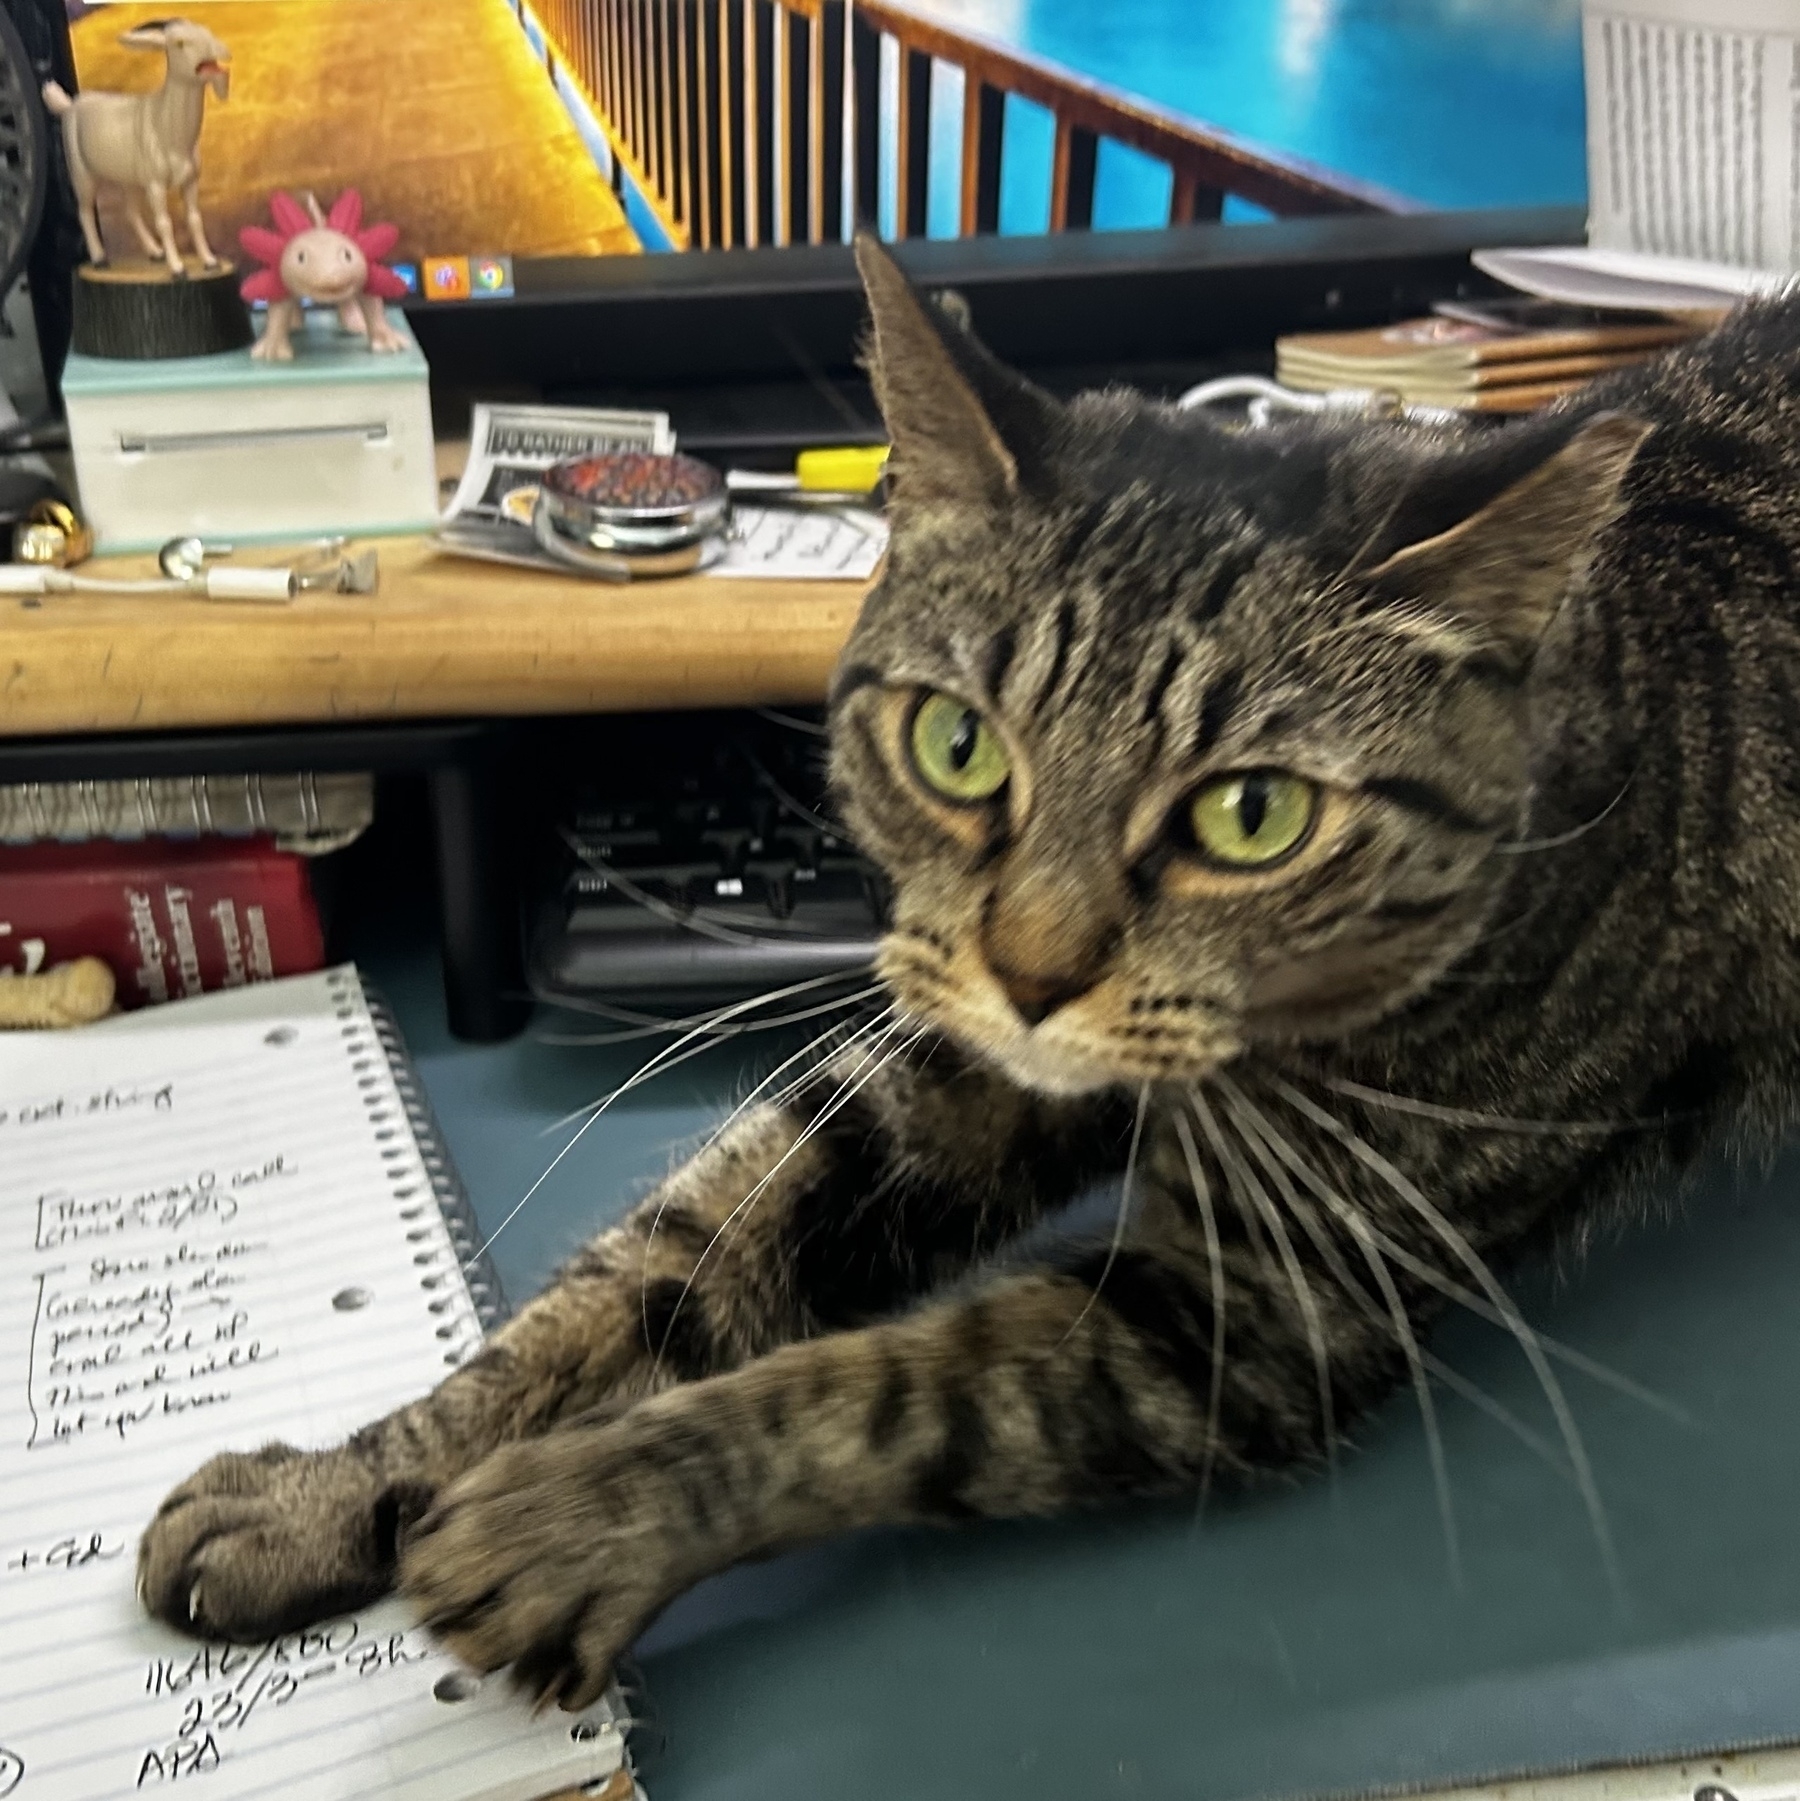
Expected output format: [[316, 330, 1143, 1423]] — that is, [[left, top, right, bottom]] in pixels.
[[62, 308, 439, 553]]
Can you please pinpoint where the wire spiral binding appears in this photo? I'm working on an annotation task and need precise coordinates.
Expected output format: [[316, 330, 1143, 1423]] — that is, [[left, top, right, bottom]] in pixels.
[[322, 970, 644, 1783], [325, 970, 511, 1366]]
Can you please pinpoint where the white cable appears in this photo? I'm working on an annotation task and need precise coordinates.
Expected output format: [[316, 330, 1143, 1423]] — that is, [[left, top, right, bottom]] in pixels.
[[202, 567, 296, 601], [1176, 374, 1312, 411], [0, 565, 296, 601], [1175, 373, 1468, 432], [1175, 374, 1385, 415]]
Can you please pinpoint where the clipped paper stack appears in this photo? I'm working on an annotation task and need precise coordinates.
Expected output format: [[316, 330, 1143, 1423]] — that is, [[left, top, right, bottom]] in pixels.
[[1585, 0, 1798, 273], [1469, 1, 1800, 316], [1275, 316, 1699, 413]]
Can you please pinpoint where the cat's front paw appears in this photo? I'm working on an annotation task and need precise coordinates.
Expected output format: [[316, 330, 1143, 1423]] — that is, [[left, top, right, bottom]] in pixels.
[[400, 1427, 697, 1712], [138, 1444, 428, 1641]]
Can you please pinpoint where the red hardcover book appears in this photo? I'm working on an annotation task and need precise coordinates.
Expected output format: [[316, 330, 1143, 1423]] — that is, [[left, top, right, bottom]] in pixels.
[[0, 837, 326, 1008]]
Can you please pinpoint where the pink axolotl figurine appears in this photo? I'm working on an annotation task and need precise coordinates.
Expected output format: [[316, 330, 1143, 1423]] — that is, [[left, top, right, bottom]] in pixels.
[[239, 189, 409, 361]]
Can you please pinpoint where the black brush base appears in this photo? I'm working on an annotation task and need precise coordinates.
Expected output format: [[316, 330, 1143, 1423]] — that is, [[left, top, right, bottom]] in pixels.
[[70, 258, 253, 360]]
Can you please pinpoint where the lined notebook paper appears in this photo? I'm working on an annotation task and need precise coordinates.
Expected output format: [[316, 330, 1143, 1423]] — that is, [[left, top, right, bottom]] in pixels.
[[0, 968, 631, 1801]]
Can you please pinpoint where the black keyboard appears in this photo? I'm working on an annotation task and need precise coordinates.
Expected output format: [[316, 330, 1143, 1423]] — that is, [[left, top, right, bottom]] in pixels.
[[527, 717, 887, 1012]]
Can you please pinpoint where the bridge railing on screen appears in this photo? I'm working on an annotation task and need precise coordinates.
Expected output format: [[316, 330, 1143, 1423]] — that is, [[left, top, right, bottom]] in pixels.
[[525, 0, 1417, 251]]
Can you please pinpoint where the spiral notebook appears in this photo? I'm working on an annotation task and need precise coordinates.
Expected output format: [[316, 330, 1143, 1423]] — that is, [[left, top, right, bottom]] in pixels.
[[0, 967, 635, 1801]]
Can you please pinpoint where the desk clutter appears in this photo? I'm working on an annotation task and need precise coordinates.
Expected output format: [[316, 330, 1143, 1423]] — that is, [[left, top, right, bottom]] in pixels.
[[22, 18, 885, 594], [1274, 298, 1704, 413], [47, 26, 440, 552], [50, 375, 884, 586], [0, 968, 641, 1800], [435, 401, 889, 584], [18, 1, 888, 589], [0, 773, 367, 1025]]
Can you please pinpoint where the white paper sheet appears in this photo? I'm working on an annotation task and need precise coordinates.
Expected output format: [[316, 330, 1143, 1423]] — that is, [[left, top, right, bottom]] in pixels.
[[0, 970, 626, 1801], [710, 503, 888, 580], [1583, 0, 1800, 273], [1471, 246, 1782, 313]]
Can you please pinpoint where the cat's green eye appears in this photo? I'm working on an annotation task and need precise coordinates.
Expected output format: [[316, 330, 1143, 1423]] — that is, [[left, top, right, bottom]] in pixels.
[[1189, 772, 1317, 868], [909, 692, 1010, 803]]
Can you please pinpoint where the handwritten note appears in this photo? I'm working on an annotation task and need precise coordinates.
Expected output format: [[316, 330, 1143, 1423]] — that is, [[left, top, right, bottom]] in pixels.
[[707, 503, 888, 580], [0, 970, 627, 1801]]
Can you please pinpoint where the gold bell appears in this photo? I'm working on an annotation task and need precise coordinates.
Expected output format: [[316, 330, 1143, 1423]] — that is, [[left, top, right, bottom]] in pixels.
[[13, 500, 94, 568]]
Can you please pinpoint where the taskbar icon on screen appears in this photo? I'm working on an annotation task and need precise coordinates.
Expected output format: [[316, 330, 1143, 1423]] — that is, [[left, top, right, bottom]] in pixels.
[[420, 255, 515, 301]]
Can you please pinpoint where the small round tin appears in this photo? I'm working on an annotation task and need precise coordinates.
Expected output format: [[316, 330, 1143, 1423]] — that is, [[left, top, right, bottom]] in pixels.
[[532, 451, 729, 580]]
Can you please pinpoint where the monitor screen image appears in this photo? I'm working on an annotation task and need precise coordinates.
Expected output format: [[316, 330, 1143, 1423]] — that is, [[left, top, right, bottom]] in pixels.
[[60, 0, 1582, 299], [62, 0, 638, 301]]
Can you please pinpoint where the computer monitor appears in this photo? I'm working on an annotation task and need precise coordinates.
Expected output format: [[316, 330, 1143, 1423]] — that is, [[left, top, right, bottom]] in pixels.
[[35, 0, 1587, 449], [53, 0, 1446, 293]]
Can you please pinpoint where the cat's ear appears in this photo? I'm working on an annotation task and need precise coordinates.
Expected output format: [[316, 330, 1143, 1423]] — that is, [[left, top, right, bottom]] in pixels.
[[854, 231, 1058, 513], [1365, 412, 1652, 663]]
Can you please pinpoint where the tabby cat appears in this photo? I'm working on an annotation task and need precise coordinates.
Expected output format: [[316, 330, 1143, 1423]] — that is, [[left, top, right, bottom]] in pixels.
[[138, 240, 1800, 1711]]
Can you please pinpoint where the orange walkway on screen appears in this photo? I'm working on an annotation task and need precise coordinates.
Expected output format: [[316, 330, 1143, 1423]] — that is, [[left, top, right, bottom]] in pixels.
[[68, 0, 640, 268]]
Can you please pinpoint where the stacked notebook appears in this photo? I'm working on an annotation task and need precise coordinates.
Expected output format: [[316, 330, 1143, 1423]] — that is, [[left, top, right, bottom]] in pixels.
[[1275, 312, 1700, 412], [0, 968, 641, 1801]]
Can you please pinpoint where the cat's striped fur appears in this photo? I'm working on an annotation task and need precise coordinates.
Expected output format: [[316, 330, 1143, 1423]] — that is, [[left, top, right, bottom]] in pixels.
[[140, 242, 1800, 1709]]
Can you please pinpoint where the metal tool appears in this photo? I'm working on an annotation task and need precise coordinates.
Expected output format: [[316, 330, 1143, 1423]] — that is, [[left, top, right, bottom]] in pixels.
[[296, 546, 379, 593]]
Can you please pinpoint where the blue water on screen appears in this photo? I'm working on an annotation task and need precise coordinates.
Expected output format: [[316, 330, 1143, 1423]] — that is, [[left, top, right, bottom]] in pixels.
[[896, 0, 1586, 233]]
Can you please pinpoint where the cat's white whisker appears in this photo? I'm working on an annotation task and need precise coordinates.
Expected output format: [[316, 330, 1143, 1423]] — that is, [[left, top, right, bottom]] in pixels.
[[649, 1018, 929, 1380], [638, 1005, 899, 1350], [1219, 1076, 1461, 1586], [538, 981, 885, 1048], [1055, 1083, 1150, 1351], [1169, 1108, 1228, 1522], [1270, 1146, 1680, 1419], [1192, 1088, 1338, 1487], [1321, 1075, 1646, 1138], [1493, 775, 1633, 855], [546, 972, 888, 1133], [1272, 1077, 1626, 1605], [465, 976, 880, 1273], [1404, 1232, 1682, 1416], [1418, 1351, 1570, 1476], [1232, 1086, 1683, 1419]]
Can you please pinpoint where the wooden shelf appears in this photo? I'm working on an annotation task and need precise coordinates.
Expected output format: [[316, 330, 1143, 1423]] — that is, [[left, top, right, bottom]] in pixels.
[[0, 537, 868, 738]]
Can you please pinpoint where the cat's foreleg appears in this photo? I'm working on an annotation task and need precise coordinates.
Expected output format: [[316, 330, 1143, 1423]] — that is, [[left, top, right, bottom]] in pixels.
[[135, 1107, 821, 1640], [399, 1231, 1393, 1710], [138, 1045, 1110, 1640]]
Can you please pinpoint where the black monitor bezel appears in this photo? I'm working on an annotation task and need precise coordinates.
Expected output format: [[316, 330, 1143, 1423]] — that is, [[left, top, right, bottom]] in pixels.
[[407, 203, 1585, 393]]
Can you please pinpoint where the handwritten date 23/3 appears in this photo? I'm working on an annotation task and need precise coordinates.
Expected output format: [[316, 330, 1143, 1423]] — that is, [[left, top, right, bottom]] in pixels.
[[137, 1619, 430, 1786]]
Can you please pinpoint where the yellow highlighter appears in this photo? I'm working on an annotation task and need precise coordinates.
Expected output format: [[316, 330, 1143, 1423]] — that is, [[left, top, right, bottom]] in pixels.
[[795, 444, 890, 495]]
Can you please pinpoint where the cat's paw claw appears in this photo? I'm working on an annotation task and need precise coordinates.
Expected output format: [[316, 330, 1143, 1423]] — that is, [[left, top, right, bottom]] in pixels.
[[138, 1445, 391, 1641], [400, 1437, 677, 1712]]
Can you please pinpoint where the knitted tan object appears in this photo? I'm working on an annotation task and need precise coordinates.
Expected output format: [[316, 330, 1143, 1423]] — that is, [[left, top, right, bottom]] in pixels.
[[0, 958, 117, 1028]]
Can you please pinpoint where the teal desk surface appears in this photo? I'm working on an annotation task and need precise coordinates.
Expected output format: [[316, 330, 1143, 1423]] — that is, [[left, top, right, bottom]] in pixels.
[[364, 929, 1800, 1801]]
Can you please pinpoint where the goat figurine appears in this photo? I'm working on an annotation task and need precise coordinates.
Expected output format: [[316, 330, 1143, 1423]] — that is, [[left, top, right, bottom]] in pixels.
[[43, 18, 230, 279]]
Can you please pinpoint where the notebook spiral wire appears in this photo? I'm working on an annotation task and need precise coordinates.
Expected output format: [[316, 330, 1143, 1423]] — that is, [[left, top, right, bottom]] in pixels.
[[326, 970, 510, 1366], [324, 970, 646, 1781]]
